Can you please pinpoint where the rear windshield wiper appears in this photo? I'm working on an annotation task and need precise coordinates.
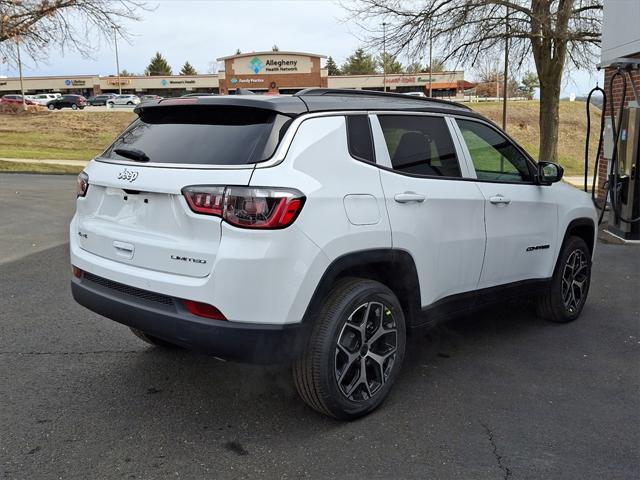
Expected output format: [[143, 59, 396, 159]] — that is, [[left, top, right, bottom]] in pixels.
[[114, 147, 150, 162]]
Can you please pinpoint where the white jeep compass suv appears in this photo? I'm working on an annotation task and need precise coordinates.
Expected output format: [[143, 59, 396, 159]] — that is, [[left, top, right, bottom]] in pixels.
[[70, 89, 597, 419]]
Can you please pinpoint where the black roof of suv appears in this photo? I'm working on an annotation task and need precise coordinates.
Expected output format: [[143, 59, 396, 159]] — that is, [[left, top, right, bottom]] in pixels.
[[137, 88, 480, 119]]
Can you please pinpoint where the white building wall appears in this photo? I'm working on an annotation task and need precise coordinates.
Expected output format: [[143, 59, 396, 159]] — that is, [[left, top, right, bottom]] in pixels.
[[601, 0, 640, 65]]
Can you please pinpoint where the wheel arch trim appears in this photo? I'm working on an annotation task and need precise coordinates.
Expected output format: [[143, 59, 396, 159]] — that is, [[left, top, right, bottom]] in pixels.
[[300, 248, 422, 328], [559, 217, 597, 264]]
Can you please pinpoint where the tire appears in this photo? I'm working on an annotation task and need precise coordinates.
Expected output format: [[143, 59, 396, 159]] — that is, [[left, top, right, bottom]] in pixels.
[[71, 104, 78, 110], [47, 104, 55, 110], [537, 236, 592, 323], [127, 101, 133, 105], [79, 106, 85, 110], [130, 328, 182, 349], [107, 102, 114, 107], [293, 278, 406, 420]]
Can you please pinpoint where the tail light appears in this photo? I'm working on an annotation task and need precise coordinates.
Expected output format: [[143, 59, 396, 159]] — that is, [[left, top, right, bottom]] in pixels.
[[76, 171, 89, 197], [182, 186, 225, 216], [182, 185, 305, 229]]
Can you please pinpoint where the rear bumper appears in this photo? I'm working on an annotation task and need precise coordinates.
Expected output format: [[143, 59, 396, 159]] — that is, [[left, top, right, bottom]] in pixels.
[[71, 274, 309, 364]]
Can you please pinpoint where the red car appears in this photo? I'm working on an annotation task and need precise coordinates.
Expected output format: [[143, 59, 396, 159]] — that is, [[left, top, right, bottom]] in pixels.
[[1, 94, 38, 106]]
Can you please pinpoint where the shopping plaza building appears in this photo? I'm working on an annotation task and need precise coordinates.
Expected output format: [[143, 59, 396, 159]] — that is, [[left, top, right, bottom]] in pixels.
[[0, 51, 473, 98]]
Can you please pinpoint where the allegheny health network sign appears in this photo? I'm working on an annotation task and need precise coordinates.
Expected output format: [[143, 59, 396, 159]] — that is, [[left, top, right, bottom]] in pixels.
[[232, 54, 313, 75]]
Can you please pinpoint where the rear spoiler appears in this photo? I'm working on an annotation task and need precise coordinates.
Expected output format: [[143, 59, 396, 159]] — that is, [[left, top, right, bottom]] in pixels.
[[134, 95, 308, 117]]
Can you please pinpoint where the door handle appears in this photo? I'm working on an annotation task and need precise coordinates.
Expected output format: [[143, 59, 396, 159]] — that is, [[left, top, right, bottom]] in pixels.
[[394, 192, 426, 204], [113, 240, 135, 259], [489, 195, 511, 205]]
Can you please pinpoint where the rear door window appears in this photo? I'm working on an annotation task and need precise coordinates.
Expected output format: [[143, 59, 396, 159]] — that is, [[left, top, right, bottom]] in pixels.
[[378, 115, 461, 177], [103, 105, 292, 165]]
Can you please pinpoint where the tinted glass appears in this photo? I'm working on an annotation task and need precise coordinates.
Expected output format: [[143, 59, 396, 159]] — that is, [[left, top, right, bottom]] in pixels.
[[378, 115, 461, 177], [103, 105, 291, 165], [457, 119, 532, 183], [346, 115, 375, 162]]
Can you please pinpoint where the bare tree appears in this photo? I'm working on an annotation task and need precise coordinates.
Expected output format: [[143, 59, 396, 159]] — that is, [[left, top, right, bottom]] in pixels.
[[344, 0, 602, 162], [0, 0, 148, 63]]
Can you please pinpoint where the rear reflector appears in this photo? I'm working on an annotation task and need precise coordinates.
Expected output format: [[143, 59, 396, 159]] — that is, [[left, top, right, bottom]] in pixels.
[[184, 300, 226, 320], [72, 265, 83, 278]]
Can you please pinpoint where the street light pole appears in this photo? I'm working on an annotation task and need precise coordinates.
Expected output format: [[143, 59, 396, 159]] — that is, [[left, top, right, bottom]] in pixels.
[[16, 36, 26, 111], [428, 31, 433, 97], [113, 26, 122, 95], [382, 22, 387, 92]]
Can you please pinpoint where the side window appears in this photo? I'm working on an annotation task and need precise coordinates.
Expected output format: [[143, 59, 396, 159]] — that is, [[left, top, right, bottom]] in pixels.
[[457, 119, 532, 183], [346, 115, 375, 163], [378, 115, 461, 177]]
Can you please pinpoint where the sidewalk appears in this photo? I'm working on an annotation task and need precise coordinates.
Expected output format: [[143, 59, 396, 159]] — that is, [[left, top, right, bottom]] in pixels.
[[563, 175, 586, 189], [0, 157, 88, 167]]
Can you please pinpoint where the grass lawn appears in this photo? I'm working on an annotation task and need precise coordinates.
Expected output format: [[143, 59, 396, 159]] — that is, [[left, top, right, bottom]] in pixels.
[[0, 111, 135, 161], [0, 159, 83, 174], [0, 101, 599, 175]]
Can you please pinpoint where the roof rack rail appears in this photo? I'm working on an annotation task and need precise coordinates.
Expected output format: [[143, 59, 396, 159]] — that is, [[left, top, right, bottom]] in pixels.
[[293, 88, 471, 110]]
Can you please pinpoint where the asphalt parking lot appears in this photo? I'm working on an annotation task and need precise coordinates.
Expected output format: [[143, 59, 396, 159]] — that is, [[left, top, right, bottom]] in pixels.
[[1, 174, 639, 480]]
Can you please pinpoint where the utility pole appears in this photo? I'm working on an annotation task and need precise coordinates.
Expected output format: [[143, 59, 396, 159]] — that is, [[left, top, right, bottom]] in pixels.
[[502, 6, 509, 131], [428, 31, 433, 97], [382, 22, 387, 92], [16, 36, 26, 111], [113, 26, 122, 95], [496, 59, 500, 103]]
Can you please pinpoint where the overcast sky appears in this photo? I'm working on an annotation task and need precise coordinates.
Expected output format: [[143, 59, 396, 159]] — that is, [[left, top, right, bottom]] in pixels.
[[2, 0, 602, 96]]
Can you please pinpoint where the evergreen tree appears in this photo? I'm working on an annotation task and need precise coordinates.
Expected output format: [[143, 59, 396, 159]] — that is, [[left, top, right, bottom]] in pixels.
[[377, 52, 403, 74], [180, 61, 197, 75], [425, 58, 445, 73], [325, 56, 340, 76], [235, 48, 242, 55], [144, 51, 172, 76], [521, 71, 539, 99], [405, 62, 426, 74], [340, 48, 376, 75], [272, 44, 280, 52]]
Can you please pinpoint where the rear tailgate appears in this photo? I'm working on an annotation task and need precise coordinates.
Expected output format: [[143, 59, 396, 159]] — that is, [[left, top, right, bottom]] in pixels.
[[73, 102, 296, 278], [76, 161, 252, 278]]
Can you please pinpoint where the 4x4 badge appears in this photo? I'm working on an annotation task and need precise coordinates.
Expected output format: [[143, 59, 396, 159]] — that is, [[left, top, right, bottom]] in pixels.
[[117, 168, 138, 182]]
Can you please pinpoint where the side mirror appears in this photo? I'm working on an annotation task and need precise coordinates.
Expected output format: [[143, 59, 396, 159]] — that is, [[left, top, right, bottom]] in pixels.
[[538, 161, 564, 184]]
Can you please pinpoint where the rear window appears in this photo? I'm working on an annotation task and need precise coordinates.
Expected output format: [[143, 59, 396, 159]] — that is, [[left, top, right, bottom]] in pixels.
[[103, 105, 292, 165]]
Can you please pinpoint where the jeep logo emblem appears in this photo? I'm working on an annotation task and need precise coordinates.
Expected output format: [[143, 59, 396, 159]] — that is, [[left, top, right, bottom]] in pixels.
[[117, 168, 138, 182]]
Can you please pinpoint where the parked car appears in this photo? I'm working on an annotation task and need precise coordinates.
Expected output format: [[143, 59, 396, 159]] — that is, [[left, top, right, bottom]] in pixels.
[[46, 94, 87, 110], [1, 94, 38, 106], [139, 95, 163, 103], [87, 94, 117, 106], [29, 93, 58, 106], [70, 89, 597, 420], [107, 94, 140, 106]]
